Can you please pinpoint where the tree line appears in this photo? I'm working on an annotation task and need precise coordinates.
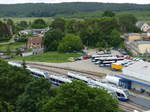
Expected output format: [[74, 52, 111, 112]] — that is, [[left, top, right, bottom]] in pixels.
[[0, 60, 121, 112], [0, 2, 150, 17], [44, 12, 140, 52]]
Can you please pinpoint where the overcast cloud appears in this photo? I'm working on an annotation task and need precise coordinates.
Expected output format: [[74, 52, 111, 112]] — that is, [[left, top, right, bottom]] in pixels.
[[0, 0, 149, 4]]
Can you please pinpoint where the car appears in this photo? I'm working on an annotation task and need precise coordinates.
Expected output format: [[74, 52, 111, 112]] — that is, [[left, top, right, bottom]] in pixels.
[[83, 56, 90, 60]]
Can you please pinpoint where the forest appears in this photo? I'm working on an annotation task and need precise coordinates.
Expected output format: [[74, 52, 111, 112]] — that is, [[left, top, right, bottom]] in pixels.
[[1, 2, 150, 17]]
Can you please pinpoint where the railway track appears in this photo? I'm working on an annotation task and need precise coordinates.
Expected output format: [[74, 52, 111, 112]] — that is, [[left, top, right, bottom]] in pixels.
[[27, 63, 149, 112], [27, 63, 105, 79], [120, 101, 148, 112]]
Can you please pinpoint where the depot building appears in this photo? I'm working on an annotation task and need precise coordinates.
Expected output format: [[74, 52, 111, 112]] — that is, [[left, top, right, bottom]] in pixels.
[[116, 61, 150, 95]]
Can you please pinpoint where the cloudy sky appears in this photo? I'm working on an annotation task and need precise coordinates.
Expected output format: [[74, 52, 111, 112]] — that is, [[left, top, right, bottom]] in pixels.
[[0, 0, 149, 4]]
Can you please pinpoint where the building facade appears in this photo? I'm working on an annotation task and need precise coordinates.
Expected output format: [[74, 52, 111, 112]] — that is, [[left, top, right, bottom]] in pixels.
[[27, 37, 43, 49]]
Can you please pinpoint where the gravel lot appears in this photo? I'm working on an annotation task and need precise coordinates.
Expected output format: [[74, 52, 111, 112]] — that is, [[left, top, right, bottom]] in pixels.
[[27, 59, 121, 77]]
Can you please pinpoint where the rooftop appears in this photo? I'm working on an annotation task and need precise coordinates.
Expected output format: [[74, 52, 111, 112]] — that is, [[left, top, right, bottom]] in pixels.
[[122, 61, 150, 84], [133, 40, 150, 45]]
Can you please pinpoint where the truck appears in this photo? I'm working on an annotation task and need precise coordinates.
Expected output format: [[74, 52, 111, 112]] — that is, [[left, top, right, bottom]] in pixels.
[[111, 63, 123, 71]]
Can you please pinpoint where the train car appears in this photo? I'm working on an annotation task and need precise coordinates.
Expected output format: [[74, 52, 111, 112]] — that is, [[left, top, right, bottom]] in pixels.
[[26, 67, 49, 78], [67, 72, 90, 83], [105, 75, 121, 86], [8, 61, 22, 67], [88, 79, 129, 101], [49, 75, 72, 86]]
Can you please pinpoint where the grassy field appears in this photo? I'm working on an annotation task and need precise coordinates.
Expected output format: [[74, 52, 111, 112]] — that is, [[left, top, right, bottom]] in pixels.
[[0, 42, 25, 50], [1, 10, 150, 24], [14, 52, 83, 63], [0, 17, 54, 24]]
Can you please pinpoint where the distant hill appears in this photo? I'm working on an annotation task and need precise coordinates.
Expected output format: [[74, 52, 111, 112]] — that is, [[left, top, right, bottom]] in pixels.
[[0, 2, 150, 17]]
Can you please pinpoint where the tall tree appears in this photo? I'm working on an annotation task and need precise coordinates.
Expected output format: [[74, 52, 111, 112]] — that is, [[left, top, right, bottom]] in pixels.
[[0, 60, 33, 104], [102, 10, 115, 17], [31, 19, 47, 29], [51, 18, 66, 32], [42, 81, 119, 112], [44, 29, 64, 52], [109, 29, 122, 48], [16, 78, 53, 112], [58, 34, 83, 52], [118, 14, 137, 32]]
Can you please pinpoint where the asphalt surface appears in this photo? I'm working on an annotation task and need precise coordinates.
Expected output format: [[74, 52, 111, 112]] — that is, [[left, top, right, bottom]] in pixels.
[[130, 95, 150, 109]]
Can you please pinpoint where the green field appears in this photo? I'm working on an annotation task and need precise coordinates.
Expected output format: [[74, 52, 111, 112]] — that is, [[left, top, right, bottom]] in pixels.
[[0, 17, 54, 24], [0, 42, 25, 50], [14, 52, 83, 63], [1, 10, 150, 24]]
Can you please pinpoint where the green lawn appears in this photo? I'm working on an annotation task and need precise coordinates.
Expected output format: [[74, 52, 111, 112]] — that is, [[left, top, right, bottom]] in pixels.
[[14, 52, 83, 63], [0, 42, 25, 50]]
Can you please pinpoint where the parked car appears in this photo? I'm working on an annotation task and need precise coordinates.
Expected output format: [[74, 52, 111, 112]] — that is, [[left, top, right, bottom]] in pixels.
[[83, 56, 90, 60]]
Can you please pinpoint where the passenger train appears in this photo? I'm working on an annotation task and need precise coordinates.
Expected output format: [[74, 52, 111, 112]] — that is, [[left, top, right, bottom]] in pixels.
[[67, 72, 129, 101], [8, 61, 71, 86], [67, 72, 90, 83], [48, 75, 72, 86], [8, 61, 129, 101]]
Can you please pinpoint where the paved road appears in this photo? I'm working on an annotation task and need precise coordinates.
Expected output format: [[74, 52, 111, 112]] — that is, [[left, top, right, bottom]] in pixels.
[[130, 95, 150, 109]]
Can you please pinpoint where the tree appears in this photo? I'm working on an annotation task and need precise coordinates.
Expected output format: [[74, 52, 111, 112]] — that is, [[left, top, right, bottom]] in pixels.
[[109, 29, 122, 48], [31, 19, 47, 29], [5, 46, 11, 55], [58, 34, 83, 52], [16, 48, 22, 56], [51, 18, 66, 32], [42, 80, 119, 112], [0, 100, 13, 112], [18, 21, 28, 28], [22, 60, 27, 69], [80, 24, 104, 47], [0, 21, 12, 39], [44, 29, 64, 52], [66, 19, 85, 34], [102, 10, 115, 17], [0, 60, 33, 104], [16, 78, 53, 112], [118, 14, 137, 32]]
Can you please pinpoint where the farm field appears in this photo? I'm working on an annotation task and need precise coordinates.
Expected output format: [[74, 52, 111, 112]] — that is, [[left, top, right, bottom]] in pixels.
[[14, 52, 83, 63]]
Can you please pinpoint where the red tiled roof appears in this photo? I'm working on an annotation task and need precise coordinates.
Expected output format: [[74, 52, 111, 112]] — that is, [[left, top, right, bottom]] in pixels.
[[28, 37, 42, 44]]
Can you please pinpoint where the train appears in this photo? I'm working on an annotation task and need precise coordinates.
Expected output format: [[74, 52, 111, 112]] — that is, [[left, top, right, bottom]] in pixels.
[[8, 61, 72, 86], [8, 61, 130, 101], [48, 75, 72, 86], [88, 79, 129, 101], [67, 72, 130, 101], [8, 61, 23, 67], [67, 72, 90, 83]]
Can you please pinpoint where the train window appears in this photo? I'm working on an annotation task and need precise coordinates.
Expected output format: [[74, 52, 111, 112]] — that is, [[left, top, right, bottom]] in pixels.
[[116, 92, 125, 97]]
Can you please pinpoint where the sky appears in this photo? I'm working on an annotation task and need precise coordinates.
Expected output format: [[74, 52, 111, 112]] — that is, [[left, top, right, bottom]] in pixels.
[[0, 0, 149, 4]]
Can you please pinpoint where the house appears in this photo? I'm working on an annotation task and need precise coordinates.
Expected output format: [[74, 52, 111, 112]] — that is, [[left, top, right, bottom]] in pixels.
[[27, 37, 43, 49], [136, 21, 150, 32]]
